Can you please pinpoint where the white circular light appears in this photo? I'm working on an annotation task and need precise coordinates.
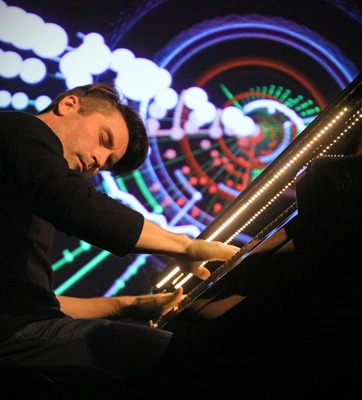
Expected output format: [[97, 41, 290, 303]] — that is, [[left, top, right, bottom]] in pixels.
[[33, 23, 68, 58], [170, 126, 184, 140], [34, 95, 51, 112], [78, 41, 111, 75], [59, 50, 80, 76], [20, 57, 47, 84], [83, 32, 104, 46], [65, 72, 93, 89], [0, 1, 7, 16], [239, 115, 256, 136], [209, 125, 223, 139], [221, 106, 244, 129], [110, 48, 135, 72], [11, 92, 29, 110], [0, 90, 11, 108], [183, 87, 208, 110], [192, 101, 217, 125], [0, 51, 23, 78], [156, 68, 172, 89], [148, 101, 167, 119], [12, 12, 44, 50], [115, 57, 160, 101], [0, 6, 26, 43], [154, 87, 178, 110]]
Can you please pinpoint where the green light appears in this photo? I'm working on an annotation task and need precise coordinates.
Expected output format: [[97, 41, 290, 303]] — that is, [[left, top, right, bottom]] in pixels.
[[280, 89, 291, 101], [115, 279, 126, 290], [54, 250, 111, 294], [268, 85, 275, 95], [116, 176, 128, 192], [52, 258, 67, 271], [129, 266, 138, 276], [80, 241, 91, 251], [53, 241, 92, 272], [63, 249, 74, 263], [53, 246, 83, 271], [133, 170, 163, 213], [251, 168, 264, 180], [110, 255, 148, 295], [219, 84, 243, 109], [101, 179, 110, 194]]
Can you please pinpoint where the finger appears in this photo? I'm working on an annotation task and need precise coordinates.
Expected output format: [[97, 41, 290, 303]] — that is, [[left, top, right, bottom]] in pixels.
[[172, 287, 183, 302], [173, 287, 183, 295], [230, 245, 240, 252], [222, 244, 240, 258], [193, 265, 211, 280]]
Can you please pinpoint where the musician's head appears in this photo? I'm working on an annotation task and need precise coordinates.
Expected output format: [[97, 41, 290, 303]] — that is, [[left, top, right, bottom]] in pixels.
[[37, 83, 149, 178]]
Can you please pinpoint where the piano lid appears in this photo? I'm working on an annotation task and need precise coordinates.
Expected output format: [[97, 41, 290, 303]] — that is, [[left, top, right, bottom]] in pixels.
[[153, 72, 362, 295]]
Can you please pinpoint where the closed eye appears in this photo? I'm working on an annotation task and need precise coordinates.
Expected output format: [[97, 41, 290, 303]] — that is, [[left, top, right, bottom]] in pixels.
[[99, 127, 114, 148]]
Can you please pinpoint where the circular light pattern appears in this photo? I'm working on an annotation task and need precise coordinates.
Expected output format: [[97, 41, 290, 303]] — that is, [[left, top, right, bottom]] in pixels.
[[134, 14, 359, 236]]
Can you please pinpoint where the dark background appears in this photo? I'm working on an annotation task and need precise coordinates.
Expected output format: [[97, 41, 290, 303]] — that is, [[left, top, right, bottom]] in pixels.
[[1, 0, 362, 298]]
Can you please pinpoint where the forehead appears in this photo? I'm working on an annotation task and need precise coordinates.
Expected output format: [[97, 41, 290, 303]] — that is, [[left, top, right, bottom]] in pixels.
[[96, 109, 129, 139]]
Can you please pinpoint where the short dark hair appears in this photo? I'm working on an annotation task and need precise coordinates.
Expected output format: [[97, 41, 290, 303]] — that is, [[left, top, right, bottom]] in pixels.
[[38, 83, 149, 177]]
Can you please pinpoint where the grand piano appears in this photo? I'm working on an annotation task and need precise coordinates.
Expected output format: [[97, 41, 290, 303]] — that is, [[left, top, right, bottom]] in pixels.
[[151, 72, 362, 339]]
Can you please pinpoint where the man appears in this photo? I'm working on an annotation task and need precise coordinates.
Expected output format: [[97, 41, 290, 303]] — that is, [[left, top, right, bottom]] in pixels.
[[0, 83, 239, 381]]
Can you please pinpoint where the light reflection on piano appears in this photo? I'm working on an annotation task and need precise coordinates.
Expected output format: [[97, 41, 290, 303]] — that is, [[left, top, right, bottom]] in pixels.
[[152, 72, 362, 335]]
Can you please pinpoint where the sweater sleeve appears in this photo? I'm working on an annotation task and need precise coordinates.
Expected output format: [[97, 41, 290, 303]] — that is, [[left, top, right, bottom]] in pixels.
[[0, 111, 144, 257]]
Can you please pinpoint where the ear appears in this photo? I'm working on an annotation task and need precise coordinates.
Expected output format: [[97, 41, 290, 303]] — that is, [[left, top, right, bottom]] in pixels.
[[57, 95, 80, 116]]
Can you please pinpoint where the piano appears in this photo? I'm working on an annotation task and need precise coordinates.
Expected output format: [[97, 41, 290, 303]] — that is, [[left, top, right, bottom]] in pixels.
[[152, 72, 362, 338]]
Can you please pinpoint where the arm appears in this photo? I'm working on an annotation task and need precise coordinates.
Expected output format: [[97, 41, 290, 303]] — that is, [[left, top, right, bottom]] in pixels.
[[57, 288, 184, 321], [133, 219, 240, 280], [3, 113, 238, 275]]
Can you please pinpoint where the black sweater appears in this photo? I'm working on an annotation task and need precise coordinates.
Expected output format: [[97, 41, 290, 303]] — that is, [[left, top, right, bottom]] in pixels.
[[0, 111, 144, 341]]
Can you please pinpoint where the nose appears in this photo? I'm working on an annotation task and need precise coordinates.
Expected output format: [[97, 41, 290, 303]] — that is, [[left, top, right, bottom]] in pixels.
[[92, 148, 109, 170]]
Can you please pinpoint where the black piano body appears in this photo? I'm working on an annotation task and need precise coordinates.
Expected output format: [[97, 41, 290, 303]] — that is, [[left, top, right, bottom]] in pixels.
[[152, 72, 362, 340]]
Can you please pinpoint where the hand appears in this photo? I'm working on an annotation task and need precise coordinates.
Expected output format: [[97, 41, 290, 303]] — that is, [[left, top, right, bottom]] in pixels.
[[57, 290, 184, 321], [127, 287, 184, 320], [134, 220, 240, 280], [174, 240, 240, 280]]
